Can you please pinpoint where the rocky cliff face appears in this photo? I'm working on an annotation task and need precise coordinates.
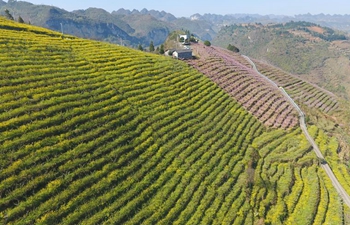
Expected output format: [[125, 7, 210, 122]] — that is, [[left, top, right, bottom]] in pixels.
[[142, 27, 170, 46], [0, 1, 141, 46], [45, 18, 139, 45], [0, 1, 213, 46], [0, 0, 6, 7]]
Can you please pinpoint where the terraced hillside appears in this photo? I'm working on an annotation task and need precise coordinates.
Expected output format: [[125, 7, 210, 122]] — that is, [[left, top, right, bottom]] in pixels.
[[253, 60, 339, 113], [0, 18, 348, 224], [189, 43, 299, 129]]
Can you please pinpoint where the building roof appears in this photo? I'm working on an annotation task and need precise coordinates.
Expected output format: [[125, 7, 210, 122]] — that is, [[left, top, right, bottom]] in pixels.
[[174, 49, 192, 53]]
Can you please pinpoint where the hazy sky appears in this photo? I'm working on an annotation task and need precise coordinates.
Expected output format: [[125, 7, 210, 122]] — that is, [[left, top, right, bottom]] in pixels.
[[21, 0, 350, 17]]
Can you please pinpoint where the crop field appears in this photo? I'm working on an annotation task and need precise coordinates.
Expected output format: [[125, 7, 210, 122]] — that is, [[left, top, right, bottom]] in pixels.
[[308, 125, 350, 197], [189, 43, 299, 129], [252, 60, 339, 113], [0, 18, 347, 224]]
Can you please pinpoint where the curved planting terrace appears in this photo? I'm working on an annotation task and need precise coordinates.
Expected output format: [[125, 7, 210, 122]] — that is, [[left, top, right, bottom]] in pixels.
[[0, 18, 348, 224], [189, 43, 299, 129], [252, 60, 339, 113]]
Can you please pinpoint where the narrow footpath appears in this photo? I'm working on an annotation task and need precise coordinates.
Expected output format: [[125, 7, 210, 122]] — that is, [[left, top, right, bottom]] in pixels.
[[243, 55, 350, 207]]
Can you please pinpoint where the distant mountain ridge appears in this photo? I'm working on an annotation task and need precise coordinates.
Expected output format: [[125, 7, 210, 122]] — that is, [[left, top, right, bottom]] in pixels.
[[113, 8, 177, 22], [190, 12, 350, 33], [0, 0, 139, 45], [1, 0, 350, 47]]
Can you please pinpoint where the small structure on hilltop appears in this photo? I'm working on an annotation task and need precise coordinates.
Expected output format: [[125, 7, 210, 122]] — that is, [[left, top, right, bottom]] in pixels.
[[178, 34, 192, 45], [173, 49, 193, 59], [178, 34, 188, 42]]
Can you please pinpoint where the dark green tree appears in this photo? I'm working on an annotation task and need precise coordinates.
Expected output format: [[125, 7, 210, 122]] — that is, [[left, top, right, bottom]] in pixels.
[[138, 44, 143, 51], [204, 40, 211, 46], [185, 30, 191, 42], [4, 9, 14, 20], [149, 41, 155, 52], [18, 16, 25, 23], [227, 44, 240, 53], [190, 35, 197, 42], [159, 44, 165, 54]]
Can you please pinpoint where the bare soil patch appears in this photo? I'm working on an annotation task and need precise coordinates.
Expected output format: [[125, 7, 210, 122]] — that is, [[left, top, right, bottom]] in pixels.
[[308, 26, 325, 34]]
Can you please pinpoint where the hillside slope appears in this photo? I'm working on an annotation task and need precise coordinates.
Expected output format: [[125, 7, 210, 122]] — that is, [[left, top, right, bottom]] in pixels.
[[212, 21, 350, 161], [213, 22, 350, 100], [0, 18, 349, 224], [188, 43, 339, 128]]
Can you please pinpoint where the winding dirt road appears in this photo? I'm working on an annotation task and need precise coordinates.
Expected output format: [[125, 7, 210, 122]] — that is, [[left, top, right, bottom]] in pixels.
[[243, 55, 350, 207]]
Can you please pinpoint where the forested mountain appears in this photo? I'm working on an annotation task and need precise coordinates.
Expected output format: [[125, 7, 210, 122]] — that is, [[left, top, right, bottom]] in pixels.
[[0, 1, 214, 46], [2, 0, 350, 48], [191, 13, 350, 33], [0, 0, 140, 45], [112, 8, 177, 22]]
